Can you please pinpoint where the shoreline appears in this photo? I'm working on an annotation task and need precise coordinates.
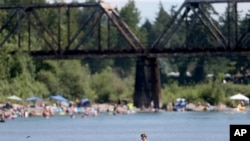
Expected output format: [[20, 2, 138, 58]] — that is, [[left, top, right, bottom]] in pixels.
[[0, 102, 248, 120]]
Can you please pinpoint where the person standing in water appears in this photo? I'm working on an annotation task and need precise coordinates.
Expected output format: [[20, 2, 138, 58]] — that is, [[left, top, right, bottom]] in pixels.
[[141, 133, 148, 141], [0, 112, 5, 122], [68, 102, 77, 118]]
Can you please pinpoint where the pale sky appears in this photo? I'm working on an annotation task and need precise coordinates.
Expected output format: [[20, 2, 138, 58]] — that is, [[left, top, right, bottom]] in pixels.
[[47, 0, 250, 24]]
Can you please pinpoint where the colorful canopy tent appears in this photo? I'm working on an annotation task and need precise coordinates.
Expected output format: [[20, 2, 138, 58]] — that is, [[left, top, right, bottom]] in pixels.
[[230, 93, 249, 101]]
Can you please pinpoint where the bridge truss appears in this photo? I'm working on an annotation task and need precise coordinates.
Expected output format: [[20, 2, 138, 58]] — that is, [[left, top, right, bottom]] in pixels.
[[0, 2, 145, 59], [0, 0, 250, 58], [151, 0, 250, 57]]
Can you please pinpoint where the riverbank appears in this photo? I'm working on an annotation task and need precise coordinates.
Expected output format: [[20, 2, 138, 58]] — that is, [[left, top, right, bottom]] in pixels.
[[0, 101, 248, 122]]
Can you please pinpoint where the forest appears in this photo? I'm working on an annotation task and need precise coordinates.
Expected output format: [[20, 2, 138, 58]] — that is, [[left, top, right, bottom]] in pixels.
[[0, 0, 250, 108]]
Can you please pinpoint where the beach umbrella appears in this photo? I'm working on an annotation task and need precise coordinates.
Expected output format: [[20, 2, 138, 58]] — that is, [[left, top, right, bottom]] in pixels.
[[80, 98, 90, 106], [7, 95, 22, 101], [50, 95, 68, 102], [230, 93, 249, 101], [25, 96, 43, 102]]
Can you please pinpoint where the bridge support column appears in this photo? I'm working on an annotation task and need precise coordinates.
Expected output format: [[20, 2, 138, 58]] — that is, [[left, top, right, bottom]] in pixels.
[[133, 57, 162, 109]]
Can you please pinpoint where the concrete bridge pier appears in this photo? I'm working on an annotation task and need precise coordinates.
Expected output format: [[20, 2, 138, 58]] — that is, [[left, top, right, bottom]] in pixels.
[[133, 57, 162, 109]]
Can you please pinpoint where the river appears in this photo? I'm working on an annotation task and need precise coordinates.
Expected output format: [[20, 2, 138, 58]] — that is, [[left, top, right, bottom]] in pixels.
[[0, 110, 249, 141]]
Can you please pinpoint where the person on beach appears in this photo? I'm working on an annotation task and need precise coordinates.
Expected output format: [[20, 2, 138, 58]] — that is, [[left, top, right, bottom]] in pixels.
[[141, 133, 148, 141]]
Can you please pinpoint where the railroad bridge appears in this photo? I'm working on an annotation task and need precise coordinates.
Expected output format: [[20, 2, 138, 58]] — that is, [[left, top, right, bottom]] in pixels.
[[0, 0, 249, 108]]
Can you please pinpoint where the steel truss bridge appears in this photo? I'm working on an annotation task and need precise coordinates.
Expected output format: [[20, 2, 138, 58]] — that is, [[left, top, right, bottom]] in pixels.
[[0, 0, 249, 108]]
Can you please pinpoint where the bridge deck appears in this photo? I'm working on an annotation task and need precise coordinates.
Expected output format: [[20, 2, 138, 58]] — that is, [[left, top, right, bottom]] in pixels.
[[185, 0, 250, 3]]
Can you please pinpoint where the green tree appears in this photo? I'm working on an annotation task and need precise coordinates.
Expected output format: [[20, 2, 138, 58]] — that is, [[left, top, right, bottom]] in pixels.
[[113, 0, 141, 77], [152, 2, 172, 46], [0, 52, 49, 99], [0, 49, 11, 80], [36, 60, 95, 100], [140, 19, 153, 46], [90, 67, 133, 103], [220, 7, 250, 84], [186, 4, 224, 84]]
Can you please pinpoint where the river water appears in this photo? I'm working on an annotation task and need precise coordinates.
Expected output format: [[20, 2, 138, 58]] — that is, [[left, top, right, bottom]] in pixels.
[[0, 110, 249, 141]]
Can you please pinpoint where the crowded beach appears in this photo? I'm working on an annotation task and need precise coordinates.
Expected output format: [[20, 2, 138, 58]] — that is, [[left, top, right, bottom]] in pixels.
[[0, 95, 138, 122], [0, 94, 249, 123]]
